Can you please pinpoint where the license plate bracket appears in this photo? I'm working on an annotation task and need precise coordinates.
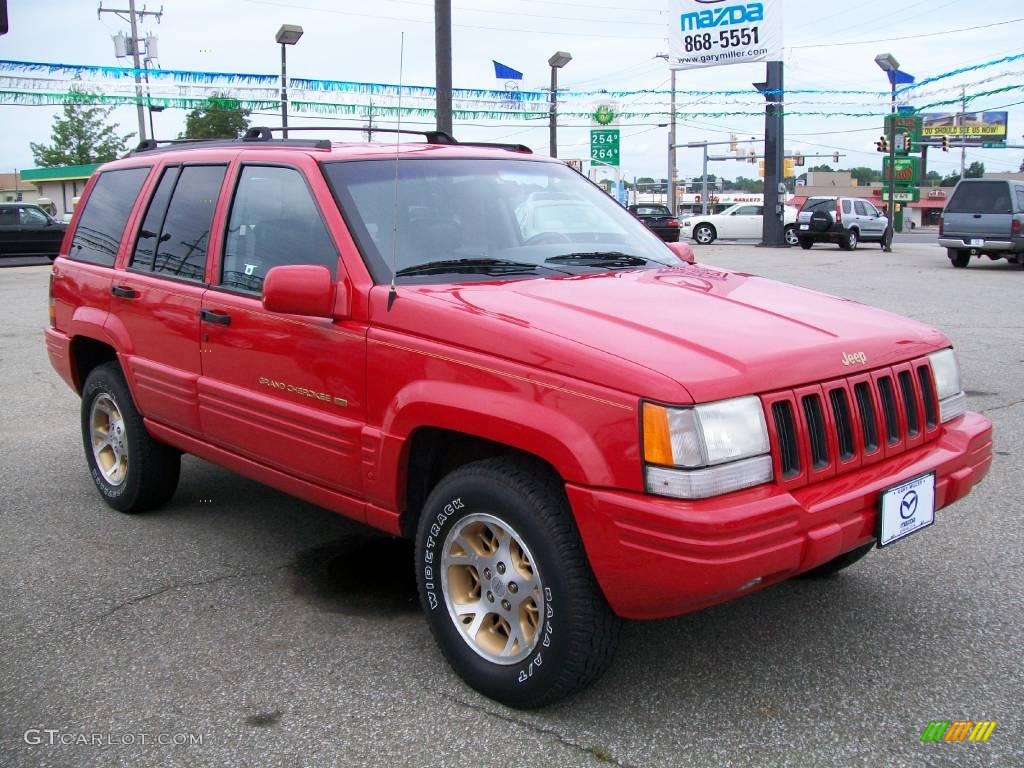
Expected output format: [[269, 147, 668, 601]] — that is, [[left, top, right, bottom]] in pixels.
[[877, 472, 936, 547]]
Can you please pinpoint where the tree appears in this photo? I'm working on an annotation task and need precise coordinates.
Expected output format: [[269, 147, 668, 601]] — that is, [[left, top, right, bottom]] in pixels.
[[941, 174, 961, 187], [964, 161, 985, 179], [30, 88, 135, 167], [808, 164, 834, 173], [180, 94, 251, 139], [1019, 157, 1024, 173], [925, 170, 942, 186], [849, 166, 881, 185]]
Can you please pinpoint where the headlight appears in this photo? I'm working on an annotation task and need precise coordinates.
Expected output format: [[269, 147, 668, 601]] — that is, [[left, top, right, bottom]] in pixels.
[[928, 348, 967, 422], [642, 397, 773, 499]]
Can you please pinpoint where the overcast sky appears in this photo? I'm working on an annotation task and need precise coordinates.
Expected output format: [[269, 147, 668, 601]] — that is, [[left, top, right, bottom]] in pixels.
[[2, 0, 1023, 181]]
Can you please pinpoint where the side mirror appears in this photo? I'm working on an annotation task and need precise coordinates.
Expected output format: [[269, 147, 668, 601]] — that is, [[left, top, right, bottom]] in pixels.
[[262, 265, 341, 318], [666, 240, 696, 264]]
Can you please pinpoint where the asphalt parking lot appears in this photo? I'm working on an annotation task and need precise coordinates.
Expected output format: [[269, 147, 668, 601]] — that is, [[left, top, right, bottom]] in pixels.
[[1, 242, 1021, 768]]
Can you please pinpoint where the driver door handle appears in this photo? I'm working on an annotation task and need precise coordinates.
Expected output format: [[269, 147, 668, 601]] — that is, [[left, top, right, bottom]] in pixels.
[[199, 308, 231, 326], [111, 285, 139, 299]]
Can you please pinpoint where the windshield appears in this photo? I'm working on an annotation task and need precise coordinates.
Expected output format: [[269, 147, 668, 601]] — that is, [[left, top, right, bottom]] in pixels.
[[322, 158, 680, 283]]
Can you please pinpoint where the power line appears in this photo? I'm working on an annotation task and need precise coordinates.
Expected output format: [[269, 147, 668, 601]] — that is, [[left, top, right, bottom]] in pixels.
[[790, 17, 1024, 49]]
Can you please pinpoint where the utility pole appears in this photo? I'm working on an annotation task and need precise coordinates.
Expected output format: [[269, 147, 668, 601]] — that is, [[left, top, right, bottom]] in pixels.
[[959, 87, 966, 177], [434, 0, 453, 136], [98, 2, 163, 144], [668, 68, 677, 215], [754, 61, 785, 247]]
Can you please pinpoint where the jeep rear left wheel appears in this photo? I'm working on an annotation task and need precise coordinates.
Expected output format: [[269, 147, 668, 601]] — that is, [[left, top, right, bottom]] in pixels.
[[415, 456, 620, 709]]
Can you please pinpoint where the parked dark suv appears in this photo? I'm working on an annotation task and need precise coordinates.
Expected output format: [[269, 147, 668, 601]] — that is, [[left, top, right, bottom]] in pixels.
[[796, 196, 888, 251], [627, 203, 680, 242], [0, 202, 67, 260], [939, 179, 1024, 268]]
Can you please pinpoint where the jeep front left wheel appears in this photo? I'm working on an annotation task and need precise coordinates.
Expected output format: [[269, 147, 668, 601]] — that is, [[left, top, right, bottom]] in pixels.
[[415, 457, 620, 708]]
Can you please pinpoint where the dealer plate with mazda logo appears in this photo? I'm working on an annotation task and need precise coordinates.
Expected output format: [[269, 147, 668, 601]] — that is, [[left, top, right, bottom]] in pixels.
[[877, 472, 936, 547]]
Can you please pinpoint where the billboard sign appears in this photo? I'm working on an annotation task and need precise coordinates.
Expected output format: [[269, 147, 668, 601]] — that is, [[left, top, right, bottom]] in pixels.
[[920, 112, 1008, 145], [668, 1, 783, 70]]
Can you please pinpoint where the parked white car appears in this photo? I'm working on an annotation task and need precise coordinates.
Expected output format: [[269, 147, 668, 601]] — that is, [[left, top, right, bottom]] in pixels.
[[681, 203, 799, 245]]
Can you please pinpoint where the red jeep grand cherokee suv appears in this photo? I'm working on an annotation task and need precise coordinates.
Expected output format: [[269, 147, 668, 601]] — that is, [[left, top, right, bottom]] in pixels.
[[45, 128, 991, 708]]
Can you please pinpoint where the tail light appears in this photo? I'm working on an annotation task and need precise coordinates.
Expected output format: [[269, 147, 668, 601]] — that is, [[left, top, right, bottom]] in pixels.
[[835, 200, 842, 223], [48, 272, 56, 328], [667, 219, 679, 227], [938, 215, 944, 236], [1013, 219, 1021, 236]]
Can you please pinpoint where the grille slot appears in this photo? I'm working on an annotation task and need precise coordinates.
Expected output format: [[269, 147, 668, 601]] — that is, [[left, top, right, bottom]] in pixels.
[[854, 382, 879, 453], [898, 370, 920, 437], [771, 401, 800, 478], [801, 394, 829, 469], [917, 365, 938, 429], [828, 388, 855, 461], [877, 376, 900, 445]]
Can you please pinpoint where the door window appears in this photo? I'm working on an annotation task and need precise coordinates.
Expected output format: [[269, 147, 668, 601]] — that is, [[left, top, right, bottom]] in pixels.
[[20, 207, 49, 226], [131, 167, 180, 272], [221, 166, 338, 293], [733, 206, 762, 216], [854, 201, 870, 216], [0, 207, 17, 226], [70, 167, 150, 267], [149, 165, 226, 282]]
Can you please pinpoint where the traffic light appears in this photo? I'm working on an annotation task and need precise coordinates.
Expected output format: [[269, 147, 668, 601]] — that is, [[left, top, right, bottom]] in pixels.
[[941, 135, 950, 152], [833, 152, 840, 163], [875, 135, 889, 152], [729, 134, 738, 153], [793, 152, 804, 167], [748, 148, 757, 164]]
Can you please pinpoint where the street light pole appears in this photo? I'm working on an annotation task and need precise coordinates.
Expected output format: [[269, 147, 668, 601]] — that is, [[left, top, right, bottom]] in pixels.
[[275, 24, 304, 139], [875, 52, 900, 253], [548, 51, 572, 158]]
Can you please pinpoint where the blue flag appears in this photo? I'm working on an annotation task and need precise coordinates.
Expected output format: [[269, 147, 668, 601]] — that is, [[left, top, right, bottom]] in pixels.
[[493, 61, 523, 80], [888, 70, 915, 86]]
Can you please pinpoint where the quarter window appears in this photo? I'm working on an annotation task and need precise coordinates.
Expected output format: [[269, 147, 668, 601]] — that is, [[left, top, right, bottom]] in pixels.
[[1016, 189, 1024, 211], [149, 165, 226, 282], [221, 166, 337, 293], [70, 168, 150, 267], [842, 200, 853, 214]]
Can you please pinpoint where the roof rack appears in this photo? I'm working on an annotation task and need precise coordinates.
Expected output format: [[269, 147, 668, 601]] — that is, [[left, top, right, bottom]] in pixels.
[[127, 126, 533, 157], [246, 126, 533, 153]]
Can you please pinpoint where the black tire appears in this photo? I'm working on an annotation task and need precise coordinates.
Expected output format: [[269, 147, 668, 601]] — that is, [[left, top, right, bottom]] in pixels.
[[798, 543, 873, 578], [839, 229, 858, 251], [948, 249, 969, 268], [693, 223, 716, 245], [81, 362, 180, 513], [415, 456, 620, 709], [798, 238, 813, 250], [784, 226, 799, 246]]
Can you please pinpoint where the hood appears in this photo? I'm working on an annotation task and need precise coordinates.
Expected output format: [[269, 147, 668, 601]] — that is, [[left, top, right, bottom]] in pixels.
[[385, 265, 949, 404]]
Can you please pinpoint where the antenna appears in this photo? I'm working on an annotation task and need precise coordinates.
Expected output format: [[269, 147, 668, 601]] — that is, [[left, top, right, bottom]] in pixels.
[[386, 31, 405, 312]]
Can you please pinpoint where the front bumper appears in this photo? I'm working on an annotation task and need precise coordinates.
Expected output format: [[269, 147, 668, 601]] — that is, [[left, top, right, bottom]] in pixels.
[[568, 411, 992, 620]]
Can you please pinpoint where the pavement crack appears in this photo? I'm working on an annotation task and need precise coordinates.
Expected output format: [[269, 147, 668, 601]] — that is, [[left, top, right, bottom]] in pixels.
[[80, 564, 289, 635], [426, 685, 635, 767], [980, 398, 1024, 414]]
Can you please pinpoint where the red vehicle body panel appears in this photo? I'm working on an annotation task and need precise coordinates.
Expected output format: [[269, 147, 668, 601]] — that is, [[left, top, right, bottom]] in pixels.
[[46, 141, 994, 621]]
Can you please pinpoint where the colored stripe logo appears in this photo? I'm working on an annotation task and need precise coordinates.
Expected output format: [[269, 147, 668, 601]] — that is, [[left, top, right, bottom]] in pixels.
[[921, 721, 997, 742]]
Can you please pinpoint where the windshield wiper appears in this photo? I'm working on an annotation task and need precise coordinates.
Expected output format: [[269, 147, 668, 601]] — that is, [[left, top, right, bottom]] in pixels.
[[395, 258, 540, 277], [545, 251, 652, 267]]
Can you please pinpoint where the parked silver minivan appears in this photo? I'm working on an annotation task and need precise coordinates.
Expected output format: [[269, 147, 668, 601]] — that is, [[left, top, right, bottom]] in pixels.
[[939, 179, 1024, 268]]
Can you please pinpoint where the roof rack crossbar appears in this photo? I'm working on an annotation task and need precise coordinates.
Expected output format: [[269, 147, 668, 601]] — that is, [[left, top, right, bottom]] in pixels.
[[246, 125, 458, 144]]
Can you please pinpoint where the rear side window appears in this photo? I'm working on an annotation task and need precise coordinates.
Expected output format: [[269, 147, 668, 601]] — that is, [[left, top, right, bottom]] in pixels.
[[148, 165, 226, 282], [131, 167, 180, 271], [842, 200, 852, 214], [854, 201, 869, 216], [220, 165, 337, 293], [946, 182, 1012, 214], [1016, 189, 1024, 211], [70, 168, 150, 267]]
